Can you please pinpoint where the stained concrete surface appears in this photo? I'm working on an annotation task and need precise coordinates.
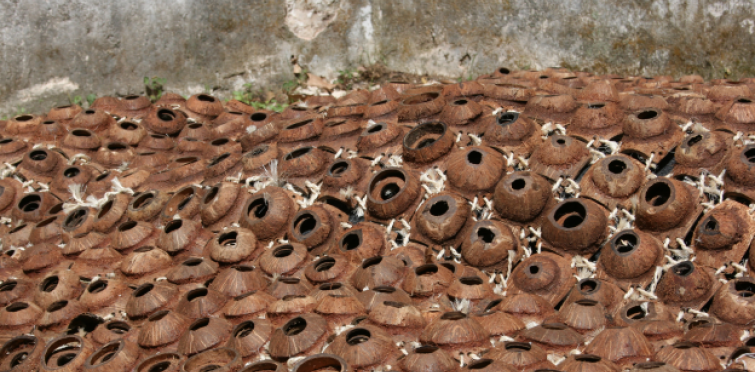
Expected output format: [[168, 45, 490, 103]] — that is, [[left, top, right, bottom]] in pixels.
[[1, 0, 755, 115]]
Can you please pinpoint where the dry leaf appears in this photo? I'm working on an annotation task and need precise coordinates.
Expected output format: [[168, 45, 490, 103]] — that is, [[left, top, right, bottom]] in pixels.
[[307, 73, 335, 90], [293, 63, 302, 74]]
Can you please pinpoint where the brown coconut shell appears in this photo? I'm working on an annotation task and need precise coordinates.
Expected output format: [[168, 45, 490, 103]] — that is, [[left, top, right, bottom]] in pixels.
[[508, 252, 576, 307], [655, 342, 723, 372], [583, 326, 654, 368]]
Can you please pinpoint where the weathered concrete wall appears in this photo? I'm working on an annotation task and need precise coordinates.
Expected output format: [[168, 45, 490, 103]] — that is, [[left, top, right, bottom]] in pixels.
[[2, 0, 755, 115]]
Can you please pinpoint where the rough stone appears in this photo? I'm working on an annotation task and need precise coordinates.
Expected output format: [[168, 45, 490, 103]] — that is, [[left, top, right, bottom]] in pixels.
[[2, 0, 755, 115]]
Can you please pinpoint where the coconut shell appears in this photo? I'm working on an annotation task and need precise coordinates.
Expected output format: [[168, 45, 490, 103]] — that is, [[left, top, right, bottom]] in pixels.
[[133, 353, 186, 372], [222, 291, 276, 321], [350, 256, 407, 291], [0, 334, 45, 372], [209, 265, 269, 298], [398, 345, 457, 372], [241, 187, 299, 242], [227, 319, 274, 361], [268, 313, 330, 360], [258, 243, 310, 277], [327, 325, 400, 371], [83, 339, 140, 372], [419, 311, 489, 357], [655, 342, 723, 372], [508, 252, 575, 306], [710, 277, 755, 326], [584, 327, 654, 368], [125, 282, 179, 320], [486, 342, 557, 372], [178, 317, 233, 356], [461, 219, 521, 271], [39, 335, 94, 372]]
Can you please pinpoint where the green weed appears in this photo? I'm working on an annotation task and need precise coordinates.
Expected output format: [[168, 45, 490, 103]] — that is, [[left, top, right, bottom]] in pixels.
[[144, 76, 166, 102]]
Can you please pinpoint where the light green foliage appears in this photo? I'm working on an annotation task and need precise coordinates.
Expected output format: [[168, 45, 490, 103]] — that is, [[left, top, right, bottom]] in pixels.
[[86, 94, 97, 107], [282, 69, 308, 93], [69, 93, 97, 108], [250, 99, 288, 113], [336, 68, 359, 90], [230, 83, 288, 113], [144, 76, 166, 102]]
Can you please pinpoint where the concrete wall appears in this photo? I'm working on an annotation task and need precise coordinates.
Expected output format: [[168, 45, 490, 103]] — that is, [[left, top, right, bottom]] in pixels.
[[2, 0, 755, 115]]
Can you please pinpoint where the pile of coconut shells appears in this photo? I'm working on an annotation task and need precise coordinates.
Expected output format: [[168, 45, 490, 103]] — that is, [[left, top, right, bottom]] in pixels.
[[3, 68, 755, 372]]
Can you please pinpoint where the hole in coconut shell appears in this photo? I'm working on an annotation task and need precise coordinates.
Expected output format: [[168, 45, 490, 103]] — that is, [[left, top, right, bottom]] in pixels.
[[131, 193, 155, 210], [133, 284, 154, 298], [29, 150, 48, 161], [120, 121, 138, 130], [283, 317, 307, 336], [497, 112, 518, 126], [251, 113, 268, 122], [183, 258, 203, 267], [575, 355, 602, 363], [467, 359, 494, 370], [735, 280, 755, 297], [362, 257, 382, 269], [467, 150, 482, 164], [315, 257, 336, 272], [218, 231, 237, 247], [234, 321, 256, 338], [380, 183, 401, 200], [607, 159, 627, 174], [511, 178, 526, 190], [0, 280, 17, 292], [553, 201, 586, 229], [477, 227, 495, 243], [117, 221, 137, 232], [247, 198, 269, 219], [614, 232, 637, 254], [106, 321, 130, 334], [579, 279, 598, 293], [90, 341, 122, 366], [367, 124, 384, 133], [273, 245, 293, 258], [18, 195, 41, 212], [415, 264, 438, 276], [746, 148, 755, 163], [440, 312, 467, 320], [528, 264, 540, 275], [6, 302, 29, 312], [635, 362, 668, 370], [164, 220, 183, 234], [645, 182, 671, 206], [319, 283, 343, 291], [415, 346, 438, 354], [329, 161, 349, 176], [285, 147, 312, 160], [637, 110, 658, 120], [340, 231, 361, 251], [626, 305, 647, 320], [429, 200, 449, 216], [460, 276, 483, 286], [671, 262, 694, 277], [505, 342, 531, 351], [41, 276, 59, 292], [384, 301, 407, 308], [346, 328, 371, 345], [190, 318, 210, 331], [63, 167, 81, 178], [186, 288, 208, 302], [87, 280, 108, 294], [294, 213, 317, 236]]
